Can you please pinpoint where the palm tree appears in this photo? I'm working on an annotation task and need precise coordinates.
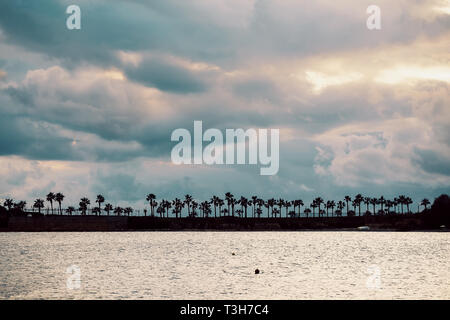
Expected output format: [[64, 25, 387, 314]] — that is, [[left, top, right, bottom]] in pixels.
[[66, 206, 75, 215], [264, 201, 270, 217], [370, 198, 377, 215], [146, 194, 157, 217], [398, 195, 406, 214], [314, 197, 324, 215], [364, 197, 371, 214], [218, 199, 224, 217], [293, 199, 304, 217], [92, 207, 101, 215], [310, 201, 317, 217], [79, 197, 90, 215], [267, 198, 275, 217], [172, 198, 184, 218], [114, 206, 123, 216], [55, 192, 64, 215], [211, 196, 220, 218], [337, 201, 345, 217], [354, 194, 363, 216], [33, 199, 45, 214], [385, 200, 393, 214], [239, 196, 249, 218], [283, 200, 291, 218], [225, 192, 234, 217], [344, 196, 351, 215], [200, 201, 211, 218], [124, 207, 133, 216], [4, 199, 14, 211], [46, 192, 55, 214], [104, 203, 113, 216], [184, 194, 193, 216], [256, 207, 262, 218], [304, 208, 311, 218], [352, 200, 357, 214], [420, 198, 430, 211], [156, 205, 164, 217], [251, 196, 258, 218], [326, 200, 336, 217], [96, 195, 105, 214], [272, 207, 280, 217], [15, 201, 26, 212], [405, 197, 413, 213], [191, 201, 198, 217], [378, 196, 386, 215]]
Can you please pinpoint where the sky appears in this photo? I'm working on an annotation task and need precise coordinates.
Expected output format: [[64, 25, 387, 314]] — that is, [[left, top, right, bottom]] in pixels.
[[0, 0, 449, 209]]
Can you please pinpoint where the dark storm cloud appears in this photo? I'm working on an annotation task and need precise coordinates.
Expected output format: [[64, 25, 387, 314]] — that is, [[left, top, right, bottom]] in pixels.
[[1, 0, 449, 71], [0, 115, 76, 160], [124, 58, 209, 93], [413, 148, 450, 176]]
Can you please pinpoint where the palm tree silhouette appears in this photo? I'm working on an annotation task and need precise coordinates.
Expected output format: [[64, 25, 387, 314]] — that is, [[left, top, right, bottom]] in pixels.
[[344, 196, 351, 216], [184, 195, 193, 216], [405, 197, 413, 213], [218, 198, 224, 217], [420, 198, 430, 211], [293, 199, 304, 217], [304, 208, 311, 218], [370, 198, 377, 215], [225, 192, 234, 217], [33, 199, 45, 214], [104, 203, 113, 216], [114, 206, 123, 216], [364, 197, 370, 214], [46, 192, 55, 215], [96, 195, 105, 215], [385, 200, 393, 214], [172, 198, 184, 218], [55, 193, 64, 215], [310, 201, 317, 217], [146, 194, 156, 217], [79, 197, 90, 216], [267, 199, 275, 217], [211, 196, 220, 218], [378, 196, 386, 215], [4, 199, 14, 211], [239, 196, 249, 218], [283, 200, 291, 218], [398, 195, 406, 214], [191, 201, 198, 217], [66, 206, 75, 216], [354, 194, 363, 216], [15, 201, 26, 212], [314, 197, 324, 216], [124, 207, 133, 216], [251, 196, 258, 218], [161, 200, 171, 218]]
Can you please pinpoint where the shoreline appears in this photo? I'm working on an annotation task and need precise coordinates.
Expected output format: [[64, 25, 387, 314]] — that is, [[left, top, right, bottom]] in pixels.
[[0, 214, 447, 232]]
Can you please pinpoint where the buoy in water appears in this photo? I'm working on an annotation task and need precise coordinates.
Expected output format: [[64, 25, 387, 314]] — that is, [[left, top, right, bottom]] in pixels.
[[255, 269, 260, 274]]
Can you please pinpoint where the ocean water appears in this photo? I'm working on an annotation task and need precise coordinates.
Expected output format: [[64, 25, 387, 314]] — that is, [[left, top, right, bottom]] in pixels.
[[0, 231, 448, 299]]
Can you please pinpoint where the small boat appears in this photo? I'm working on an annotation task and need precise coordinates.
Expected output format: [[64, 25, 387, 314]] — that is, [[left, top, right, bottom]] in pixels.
[[357, 226, 370, 231]]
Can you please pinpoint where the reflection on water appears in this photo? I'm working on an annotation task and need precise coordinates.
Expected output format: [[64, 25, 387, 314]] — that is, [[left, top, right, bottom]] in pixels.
[[0, 232, 449, 299]]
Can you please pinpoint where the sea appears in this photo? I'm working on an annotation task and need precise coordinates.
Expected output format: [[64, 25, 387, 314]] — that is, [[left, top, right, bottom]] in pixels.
[[0, 231, 448, 299]]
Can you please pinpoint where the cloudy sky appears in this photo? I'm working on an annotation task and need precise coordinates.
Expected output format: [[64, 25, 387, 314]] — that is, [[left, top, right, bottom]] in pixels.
[[0, 0, 449, 209]]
